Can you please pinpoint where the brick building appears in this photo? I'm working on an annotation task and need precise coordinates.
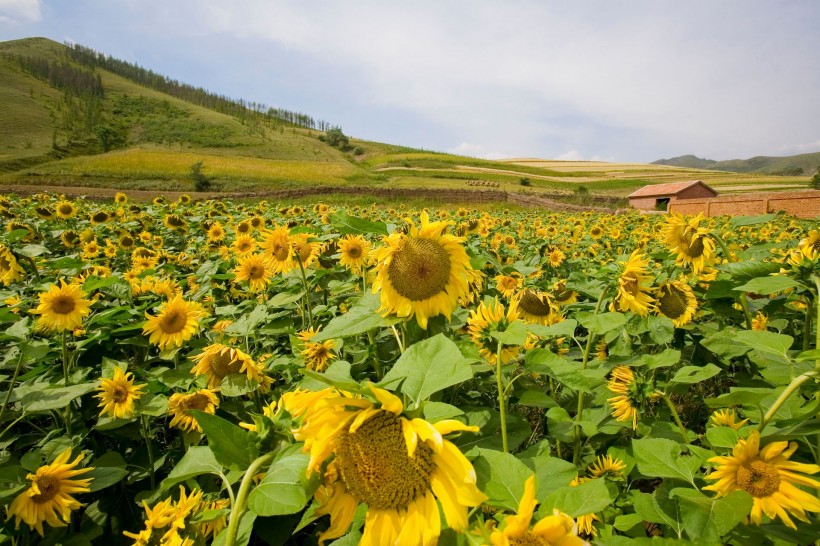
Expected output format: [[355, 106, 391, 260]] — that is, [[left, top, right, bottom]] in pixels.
[[669, 189, 820, 219], [627, 180, 718, 211]]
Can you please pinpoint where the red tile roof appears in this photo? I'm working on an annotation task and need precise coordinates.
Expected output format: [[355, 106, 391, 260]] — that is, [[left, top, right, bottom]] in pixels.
[[627, 180, 717, 198]]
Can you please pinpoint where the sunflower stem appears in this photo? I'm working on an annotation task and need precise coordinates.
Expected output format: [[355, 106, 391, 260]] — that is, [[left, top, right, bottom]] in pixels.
[[391, 324, 405, 354], [141, 415, 156, 490], [21, 255, 40, 282], [573, 287, 607, 466], [225, 451, 276, 546], [758, 370, 818, 433], [367, 331, 382, 379], [738, 293, 754, 330], [495, 340, 509, 454], [61, 330, 73, 436], [297, 260, 314, 330], [658, 392, 689, 443], [0, 350, 24, 428], [803, 294, 813, 351]]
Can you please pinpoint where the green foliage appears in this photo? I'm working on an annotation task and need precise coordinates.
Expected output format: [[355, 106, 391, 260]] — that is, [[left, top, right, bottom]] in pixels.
[[190, 160, 212, 191]]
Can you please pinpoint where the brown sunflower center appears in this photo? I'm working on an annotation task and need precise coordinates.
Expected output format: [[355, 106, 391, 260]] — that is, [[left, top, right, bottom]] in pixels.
[[160, 309, 188, 334], [51, 295, 76, 315], [736, 458, 780, 497], [510, 531, 548, 546], [179, 393, 212, 411], [273, 244, 289, 262], [31, 476, 59, 504], [247, 264, 265, 280], [346, 245, 362, 259], [299, 243, 314, 263], [59, 204, 74, 215], [210, 351, 241, 378], [336, 411, 435, 510], [112, 385, 130, 404], [0, 254, 10, 270], [657, 285, 687, 319], [237, 241, 252, 252], [387, 237, 452, 301], [682, 232, 705, 258], [518, 291, 551, 316]]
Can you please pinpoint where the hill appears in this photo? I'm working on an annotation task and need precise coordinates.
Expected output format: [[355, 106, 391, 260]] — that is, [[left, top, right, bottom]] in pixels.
[[653, 152, 820, 175], [0, 37, 811, 202]]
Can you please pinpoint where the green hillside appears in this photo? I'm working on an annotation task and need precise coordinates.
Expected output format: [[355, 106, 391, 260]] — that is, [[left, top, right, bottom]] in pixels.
[[0, 37, 812, 200], [653, 152, 820, 175]]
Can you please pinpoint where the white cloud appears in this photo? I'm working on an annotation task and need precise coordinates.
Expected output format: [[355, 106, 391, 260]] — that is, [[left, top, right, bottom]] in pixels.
[[447, 142, 508, 160], [555, 150, 585, 161], [0, 0, 41, 24]]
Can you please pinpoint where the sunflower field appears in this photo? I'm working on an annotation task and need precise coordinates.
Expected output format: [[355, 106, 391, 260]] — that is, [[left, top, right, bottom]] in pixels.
[[0, 192, 819, 546]]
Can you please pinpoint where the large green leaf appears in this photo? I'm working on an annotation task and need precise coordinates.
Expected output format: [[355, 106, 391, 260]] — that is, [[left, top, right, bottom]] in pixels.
[[537, 478, 612, 518], [631, 491, 684, 537], [632, 438, 700, 486], [329, 212, 388, 236], [671, 488, 753, 543], [522, 455, 580, 501], [191, 411, 258, 471], [247, 448, 312, 517], [733, 330, 794, 358], [733, 275, 801, 295], [312, 293, 401, 342], [524, 349, 606, 392], [380, 334, 473, 404], [578, 311, 627, 335], [21, 382, 97, 412], [669, 364, 722, 385], [158, 446, 224, 494], [474, 448, 532, 511]]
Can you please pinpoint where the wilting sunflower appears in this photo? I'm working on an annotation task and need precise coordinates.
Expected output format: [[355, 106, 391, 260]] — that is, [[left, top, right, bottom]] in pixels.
[[751, 311, 768, 331], [260, 225, 296, 274], [337, 234, 371, 275], [143, 295, 207, 350], [704, 430, 820, 529], [7, 448, 94, 536], [195, 497, 230, 539], [662, 213, 715, 273], [33, 280, 92, 332], [96, 367, 147, 419], [233, 253, 274, 293], [606, 366, 654, 430], [615, 250, 654, 317], [167, 389, 220, 432], [123, 486, 203, 546], [551, 280, 578, 306], [281, 384, 486, 546], [291, 233, 322, 269], [510, 288, 562, 326], [709, 409, 749, 430], [467, 298, 521, 365], [494, 272, 522, 299], [34, 206, 55, 220], [371, 212, 473, 329], [55, 201, 77, 219], [301, 338, 337, 372], [0, 244, 25, 285], [476, 475, 587, 546], [190, 343, 265, 388], [654, 278, 697, 327]]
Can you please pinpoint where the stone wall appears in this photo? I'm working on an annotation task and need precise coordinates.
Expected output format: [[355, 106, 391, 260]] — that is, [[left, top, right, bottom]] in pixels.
[[669, 190, 820, 219]]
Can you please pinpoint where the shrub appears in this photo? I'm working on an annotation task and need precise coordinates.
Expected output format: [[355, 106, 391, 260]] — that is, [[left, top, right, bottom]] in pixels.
[[519, 177, 531, 186], [190, 161, 211, 192]]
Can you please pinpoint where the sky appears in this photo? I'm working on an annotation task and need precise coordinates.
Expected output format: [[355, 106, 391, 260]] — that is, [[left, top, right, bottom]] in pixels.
[[1, 0, 819, 163]]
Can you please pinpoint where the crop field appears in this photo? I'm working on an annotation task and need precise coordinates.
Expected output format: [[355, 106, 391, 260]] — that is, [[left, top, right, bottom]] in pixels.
[[0, 192, 819, 546]]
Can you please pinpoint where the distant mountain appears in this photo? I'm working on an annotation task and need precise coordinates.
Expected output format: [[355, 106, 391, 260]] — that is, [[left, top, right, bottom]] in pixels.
[[653, 152, 820, 175]]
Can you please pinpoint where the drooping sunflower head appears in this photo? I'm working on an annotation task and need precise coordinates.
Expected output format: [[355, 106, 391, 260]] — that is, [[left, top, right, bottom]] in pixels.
[[95, 366, 147, 420], [292, 232, 323, 269], [606, 366, 656, 430], [654, 278, 697, 327], [0, 244, 25, 286], [191, 343, 264, 388], [467, 298, 521, 365], [510, 288, 562, 326], [142, 295, 207, 350], [551, 280, 578, 306], [371, 212, 473, 329], [167, 389, 220, 432], [89, 210, 110, 224], [33, 280, 92, 332], [163, 214, 188, 232], [337, 234, 371, 275]]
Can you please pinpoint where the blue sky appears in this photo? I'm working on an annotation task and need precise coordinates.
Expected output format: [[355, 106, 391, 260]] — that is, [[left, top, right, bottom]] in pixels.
[[2, 0, 819, 162]]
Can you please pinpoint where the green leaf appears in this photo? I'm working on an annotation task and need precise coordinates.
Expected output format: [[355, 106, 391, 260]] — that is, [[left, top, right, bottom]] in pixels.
[[516, 390, 557, 408], [640, 349, 681, 370], [671, 488, 753, 542], [524, 349, 606, 393], [302, 361, 361, 392], [312, 294, 401, 342], [632, 491, 684, 536], [225, 304, 270, 337], [380, 334, 473, 404], [87, 467, 129, 492], [720, 260, 781, 282], [522, 455, 577, 501], [706, 387, 773, 408], [578, 311, 627, 335], [330, 212, 388, 235], [632, 438, 700, 486], [729, 213, 779, 226], [733, 330, 793, 358], [213, 513, 256, 546], [474, 448, 532, 511], [17, 244, 49, 258], [538, 478, 612, 518], [191, 411, 258, 471], [158, 446, 224, 494], [704, 427, 740, 449], [21, 382, 97, 412], [490, 320, 528, 346], [219, 374, 259, 397], [247, 448, 311, 516], [734, 275, 801, 295], [669, 364, 722, 385], [526, 320, 577, 339], [267, 291, 305, 308]]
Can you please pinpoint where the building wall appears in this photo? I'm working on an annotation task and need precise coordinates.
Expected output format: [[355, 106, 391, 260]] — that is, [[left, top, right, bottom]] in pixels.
[[629, 196, 667, 210], [669, 190, 820, 219], [676, 184, 718, 200]]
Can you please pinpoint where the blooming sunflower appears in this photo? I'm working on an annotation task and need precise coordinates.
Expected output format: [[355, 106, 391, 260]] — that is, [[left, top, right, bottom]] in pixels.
[[0, 244, 25, 285], [300, 336, 337, 372], [371, 212, 473, 329], [494, 272, 522, 299], [704, 430, 820, 529], [167, 389, 220, 432], [7, 448, 94, 536], [654, 278, 697, 327], [478, 475, 587, 546], [190, 343, 265, 388], [123, 486, 203, 546], [143, 295, 207, 350], [281, 384, 487, 546], [260, 225, 296, 274], [33, 280, 92, 332], [292, 232, 323, 269], [510, 288, 562, 326], [96, 366, 147, 419], [607, 366, 640, 430], [231, 234, 257, 255], [55, 201, 77, 219], [710, 409, 749, 430], [233, 253, 274, 293], [551, 280, 578, 306], [615, 250, 654, 317], [114, 192, 128, 204], [588, 454, 626, 479], [337, 234, 371, 275], [206, 222, 226, 243], [751, 312, 768, 331], [467, 298, 521, 365], [662, 213, 715, 273]]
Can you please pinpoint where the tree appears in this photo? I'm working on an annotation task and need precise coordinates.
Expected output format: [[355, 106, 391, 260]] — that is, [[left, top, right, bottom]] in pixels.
[[811, 166, 820, 190], [322, 127, 350, 150], [190, 161, 212, 192]]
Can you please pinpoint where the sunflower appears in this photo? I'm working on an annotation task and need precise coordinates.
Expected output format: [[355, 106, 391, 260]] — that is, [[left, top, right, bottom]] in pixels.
[[195, 497, 230, 539], [654, 278, 697, 327], [467, 298, 521, 365], [7, 448, 94, 536], [163, 214, 188, 232], [292, 232, 323, 269], [114, 192, 128, 204], [96, 367, 147, 419], [704, 430, 820, 529], [494, 272, 521, 299], [751, 311, 768, 331], [709, 409, 749, 430], [34, 206, 55, 220], [546, 247, 566, 268], [301, 338, 337, 372], [190, 343, 265, 388], [371, 212, 473, 329], [233, 253, 274, 292], [55, 201, 77, 219], [551, 280, 578, 306], [337, 234, 371, 275], [588, 454, 626, 479], [478, 475, 587, 546], [615, 250, 654, 317], [89, 210, 110, 224], [206, 222, 226, 243], [33, 280, 92, 332], [0, 244, 25, 285], [510, 288, 562, 326], [662, 213, 715, 273], [281, 384, 486, 546], [167, 389, 220, 432], [260, 225, 296, 274], [60, 230, 80, 248], [607, 366, 639, 430], [232, 234, 257, 255], [123, 486, 203, 546], [143, 295, 207, 350]]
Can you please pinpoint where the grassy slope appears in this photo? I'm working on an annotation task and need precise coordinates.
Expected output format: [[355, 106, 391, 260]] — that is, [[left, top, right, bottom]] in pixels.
[[0, 37, 811, 198], [654, 152, 820, 174]]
